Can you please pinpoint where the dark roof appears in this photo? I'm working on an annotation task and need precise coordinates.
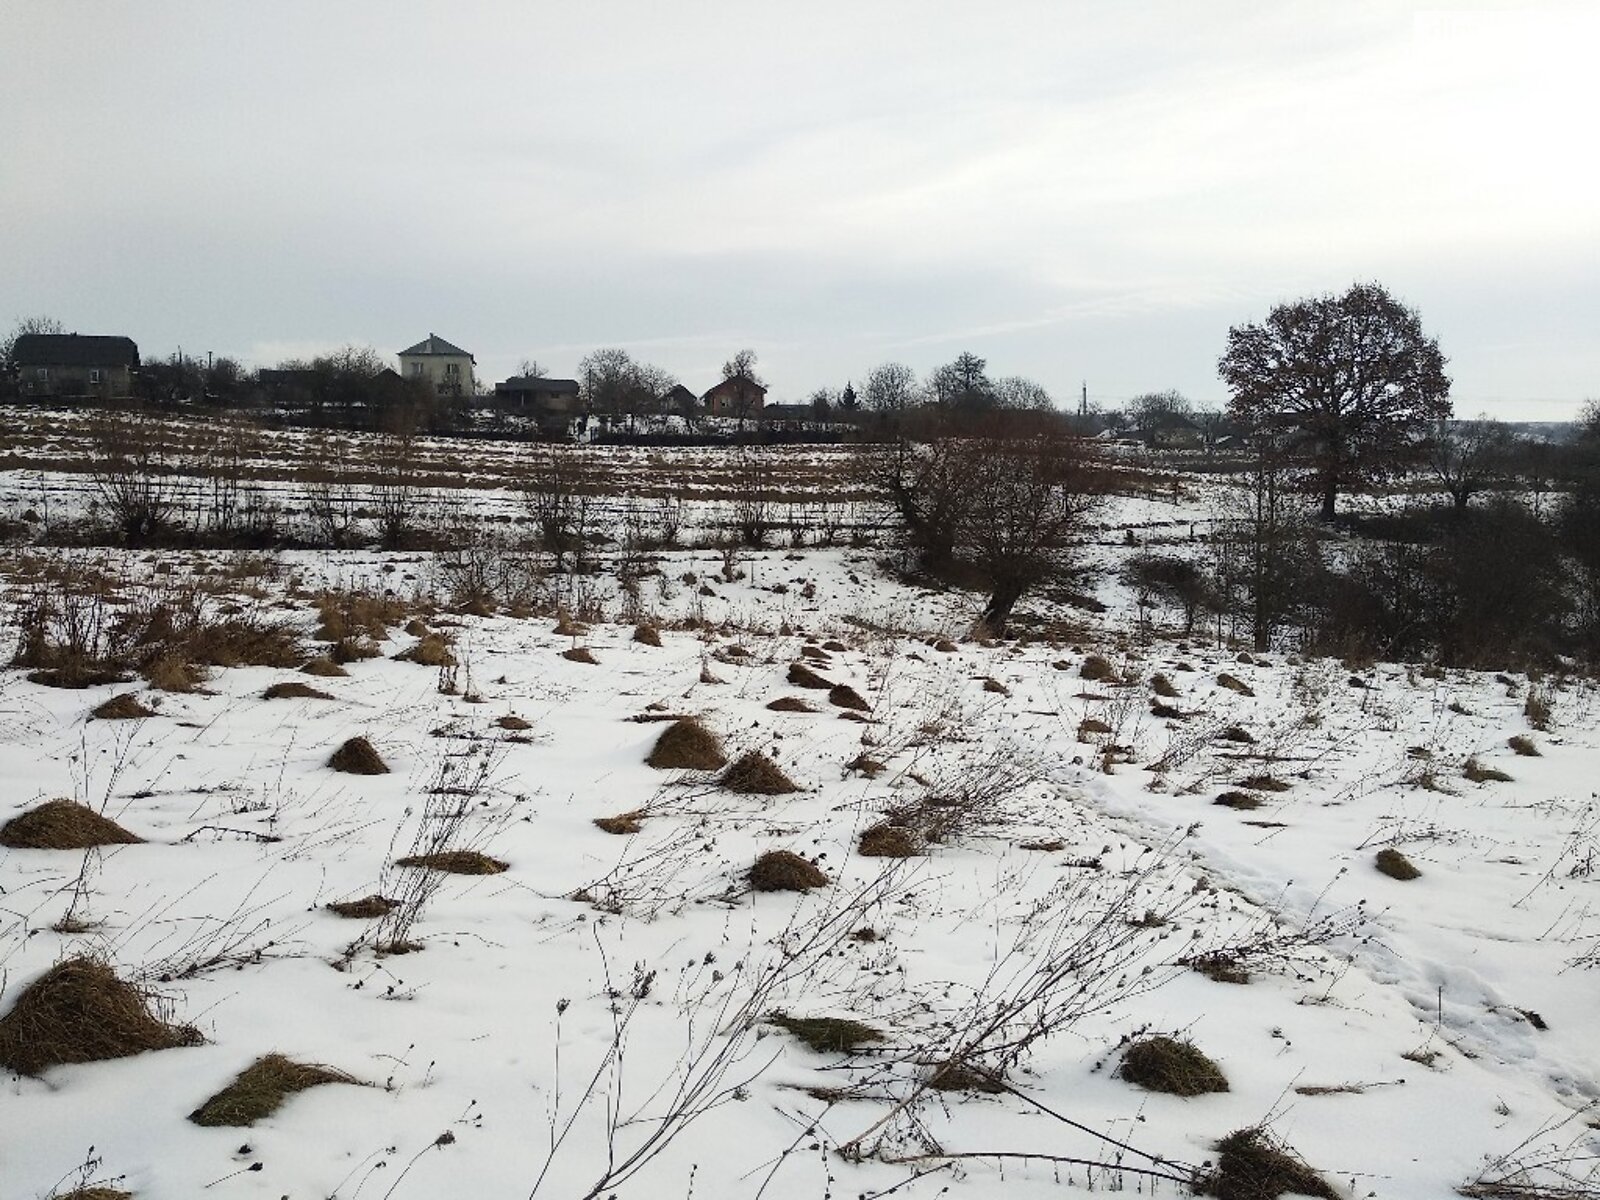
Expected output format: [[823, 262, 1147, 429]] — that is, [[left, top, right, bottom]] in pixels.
[[496, 375, 579, 394], [702, 377, 768, 401], [13, 334, 139, 368], [399, 333, 472, 359], [660, 384, 697, 401]]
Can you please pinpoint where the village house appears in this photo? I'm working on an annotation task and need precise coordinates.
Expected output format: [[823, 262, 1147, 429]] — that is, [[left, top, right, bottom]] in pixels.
[[701, 376, 766, 419], [13, 333, 140, 399], [398, 333, 475, 398]]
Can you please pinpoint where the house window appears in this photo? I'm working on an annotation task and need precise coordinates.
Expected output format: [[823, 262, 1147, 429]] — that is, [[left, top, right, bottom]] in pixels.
[[445, 362, 459, 376], [410, 362, 424, 377], [36, 367, 48, 380], [89, 369, 102, 384]]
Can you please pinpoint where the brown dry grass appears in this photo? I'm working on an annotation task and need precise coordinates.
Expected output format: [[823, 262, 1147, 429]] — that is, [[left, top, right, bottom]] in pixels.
[[1463, 757, 1513, 784], [981, 677, 1011, 696], [1119, 1035, 1229, 1096], [1213, 792, 1263, 810], [1151, 672, 1180, 698], [395, 633, 456, 667], [1375, 848, 1421, 880], [749, 849, 829, 891], [768, 1012, 880, 1052], [1217, 672, 1256, 696], [1202, 1127, 1336, 1199], [1, 799, 143, 849], [328, 736, 388, 775], [787, 662, 833, 689], [495, 714, 533, 731], [326, 894, 398, 919], [91, 693, 154, 721], [1508, 735, 1540, 757], [0, 957, 202, 1076], [563, 646, 598, 665], [395, 850, 508, 874], [858, 822, 922, 857], [1080, 654, 1116, 681], [594, 811, 645, 835], [315, 592, 408, 643], [633, 623, 663, 647], [647, 717, 728, 771], [766, 696, 817, 712], [829, 684, 870, 711], [140, 652, 207, 693], [331, 636, 382, 664], [722, 751, 798, 795], [302, 656, 349, 678], [189, 1052, 356, 1126], [54, 1188, 133, 1200], [263, 681, 335, 700]]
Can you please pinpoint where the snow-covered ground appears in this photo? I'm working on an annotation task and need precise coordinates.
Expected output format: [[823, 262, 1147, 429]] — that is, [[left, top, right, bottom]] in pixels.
[[2, 512, 1599, 1197]]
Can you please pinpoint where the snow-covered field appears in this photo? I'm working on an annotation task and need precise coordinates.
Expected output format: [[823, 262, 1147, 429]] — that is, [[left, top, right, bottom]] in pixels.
[[3, 490, 1599, 1198]]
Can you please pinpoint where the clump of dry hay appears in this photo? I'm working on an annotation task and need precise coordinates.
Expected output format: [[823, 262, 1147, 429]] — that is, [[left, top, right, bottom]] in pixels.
[[395, 633, 456, 667], [1463, 757, 1512, 784], [403, 617, 430, 637], [858, 822, 922, 857], [495, 714, 533, 731], [829, 683, 870, 711], [787, 662, 833, 689], [1217, 672, 1255, 696], [1081, 654, 1116, 681], [766, 696, 816, 712], [1119, 1035, 1229, 1096], [189, 1053, 356, 1126], [933, 638, 958, 653], [563, 646, 598, 665], [553, 609, 587, 637], [91, 693, 154, 721], [302, 656, 349, 678], [1, 799, 143, 850], [140, 652, 207, 693], [331, 636, 382, 664], [722, 751, 798, 795], [316, 591, 408, 643], [1375, 848, 1421, 880], [1508, 734, 1540, 757], [1214, 791, 1263, 810], [1077, 717, 1112, 740], [981, 677, 1010, 695], [263, 681, 334, 700], [822, 639, 849, 652], [328, 736, 389, 775], [1219, 725, 1256, 744], [55, 1188, 132, 1200], [0, 957, 202, 1076], [326, 894, 398, 919], [749, 849, 828, 891], [394, 850, 508, 874], [768, 1012, 881, 1052], [633, 623, 662, 647], [594, 811, 645, 835], [927, 1060, 1006, 1093], [1239, 774, 1290, 792], [1151, 672, 1181, 698], [1201, 1126, 1337, 1200], [647, 717, 728, 771]]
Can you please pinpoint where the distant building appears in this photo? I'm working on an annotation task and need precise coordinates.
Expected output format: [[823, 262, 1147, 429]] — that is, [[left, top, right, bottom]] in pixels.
[[13, 333, 140, 398], [398, 333, 475, 398], [660, 383, 698, 417], [1150, 413, 1203, 448], [494, 374, 582, 434], [702, 376, 766, 419]]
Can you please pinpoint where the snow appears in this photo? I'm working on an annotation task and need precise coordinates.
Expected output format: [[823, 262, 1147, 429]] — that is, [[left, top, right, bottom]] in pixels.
[[2, 486, 1599, 1197]]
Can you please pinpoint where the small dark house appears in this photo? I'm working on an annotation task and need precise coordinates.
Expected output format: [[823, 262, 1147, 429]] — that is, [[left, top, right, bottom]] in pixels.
[[13, 333, 140, 398]]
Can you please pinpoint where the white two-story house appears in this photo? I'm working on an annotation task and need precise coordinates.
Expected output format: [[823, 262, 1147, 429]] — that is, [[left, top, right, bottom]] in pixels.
[[398, 334, 475, 398]]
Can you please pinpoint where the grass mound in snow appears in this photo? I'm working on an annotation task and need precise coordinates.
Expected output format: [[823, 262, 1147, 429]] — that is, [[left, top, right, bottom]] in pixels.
[[722, 751, 797, 795], [1509, 735, 1540, 756], [1202, 1126, 1337, 1200], [0, 799, 143, 850], [1464, 757, 1513, 783], [982, 677, 1010, 695], [768, 1013, 881, 1053], [328, 736, 388, 775], [1151, 672, 1181, 697], [1119, 1035, 1229, 1096], [1214, 791, 1263, 811], [1079, 717, 1113, 737], [326, 895, 399, 919], [632, 623, 662, 647], [395, 850, 507, 875], [1217, 672, 1256, 696], [395, 633, 456, 667], [0, 957, 201, 1076], [302, 656, 349, 678], [495, 714, 533, 731], [141, 652, 206, 693], [647, 717, 728, 771], [331, 636, 382, 664], [766, 696, 817, 712], [189, 1052, 356, 1127], [264, 681, 334, 700], [787, 662, 832, 689], [55, 1188, 132, 1199], [927, 1060, 1006, 1093], [829, 683, 870, 711], [562, 646, 598, 664], [749, 849, 828, 891], [1080, 654, 1116, 681], [859, 822, 923, 857], [91, 693, 153, 720], [594, 811, 644, 835], [1375, 848, 1421, 880], [1239, 774, 1291, 792]]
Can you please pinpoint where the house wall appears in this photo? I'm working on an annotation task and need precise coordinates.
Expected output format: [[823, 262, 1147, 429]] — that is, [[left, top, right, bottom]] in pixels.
[[19, 364, 133, 399], [399, 353, 475, 397]]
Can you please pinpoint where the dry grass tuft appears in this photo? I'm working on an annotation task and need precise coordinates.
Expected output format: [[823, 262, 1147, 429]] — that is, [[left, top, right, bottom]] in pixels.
[[301, 656, 349, 678], [403, 617, 430, 637], [328, 736, 389, 775], [0, 957, 202, 1076], [1119, 1035, 1229, 1096], [1201, 1126, 1337, 1200], [647, 717, 728, 771], [1190, 953, 1251, 985], [326, 894, 398, 919], [633, 623, 663, 647], [1463, 757, 1513, 784], [562, 646, 598, 665], [829, 683, 871, 712], [858, 821, 923, 858], [263, 681, 334, 700], [395, 633, 456, 667], [1080, 654, 1116, 681], [982, 677, 1011, 695], [927, 1060, 1006, 1093], [749, 849, 828, 891], [331, 636, 382, 664], [723, 751, 798, 795], [594, 811, 645, 835], [1078, 717, 1113, 738], [140, 652, 207, 693], [1213, 791, 1263, 810], [91, 692, 154, 721], [1217, 672, 1256, 696], [1151, 672, 1181, 698], [316, 592, 408, 643], [787, 662, 833, 689], [768, 1012, 880, 1052], [1240, 775, 1291, 792], [1375, 848, 1421, 880], [189, 1052, 356, 1126], [495, 714, 533, 731], [1219, 725, 1257, 744], [766, 696, 817, 713], [1508, 734, 1540, 757], [1, 799, 143, 849], [55, 1188, 132, 1200], [394, 850, 508, 875]]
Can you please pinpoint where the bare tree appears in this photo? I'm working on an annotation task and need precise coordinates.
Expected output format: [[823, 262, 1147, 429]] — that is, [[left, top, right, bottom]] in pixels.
[[523, 445, 596, 571], [719, 348, 765, 431], [862, 362, 919, 416], [1427, 417, 1513, 512], [89, 406, 178, 546]]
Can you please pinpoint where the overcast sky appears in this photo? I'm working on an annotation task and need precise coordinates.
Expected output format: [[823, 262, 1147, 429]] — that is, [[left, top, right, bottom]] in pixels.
[[2, 2, 1595, 418]]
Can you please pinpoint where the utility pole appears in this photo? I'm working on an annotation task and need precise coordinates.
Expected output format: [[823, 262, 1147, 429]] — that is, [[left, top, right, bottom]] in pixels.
[[1080, 381, 1087, 418]]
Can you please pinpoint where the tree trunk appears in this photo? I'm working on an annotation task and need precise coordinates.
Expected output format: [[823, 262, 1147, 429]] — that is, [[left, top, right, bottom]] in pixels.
[[1320, 485, 1337, 522], [977, 580, 1026, 638]]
